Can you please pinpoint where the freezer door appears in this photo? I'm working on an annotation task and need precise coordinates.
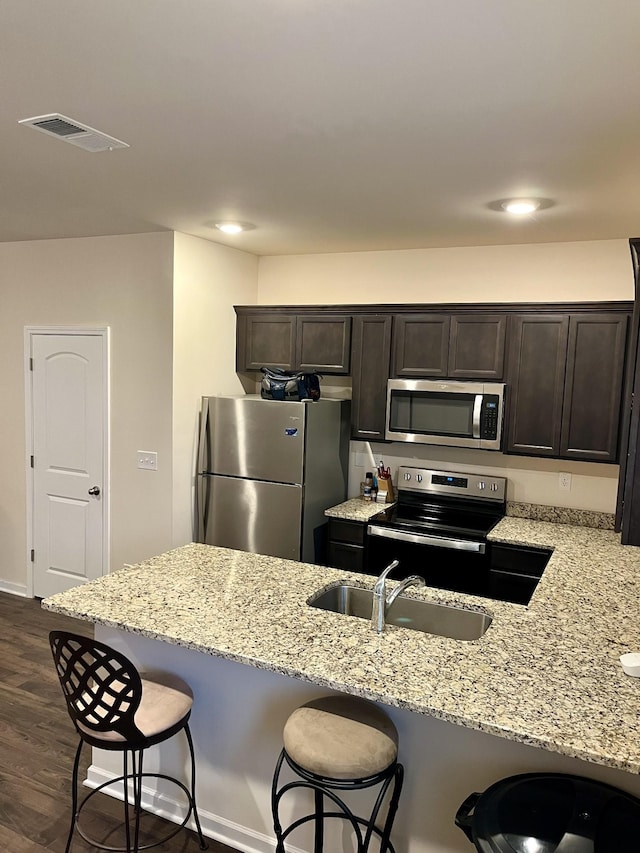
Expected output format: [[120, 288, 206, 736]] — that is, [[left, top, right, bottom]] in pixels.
[[204, 396, 306, 484], [197, 474, 303, 560]]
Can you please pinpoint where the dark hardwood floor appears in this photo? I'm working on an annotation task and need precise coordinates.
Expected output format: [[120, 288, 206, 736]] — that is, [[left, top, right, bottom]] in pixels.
[[0, 593, 239, 853]]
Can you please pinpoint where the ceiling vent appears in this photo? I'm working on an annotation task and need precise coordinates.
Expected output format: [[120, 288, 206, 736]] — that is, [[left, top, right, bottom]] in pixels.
[[18, 113, 129, 152]]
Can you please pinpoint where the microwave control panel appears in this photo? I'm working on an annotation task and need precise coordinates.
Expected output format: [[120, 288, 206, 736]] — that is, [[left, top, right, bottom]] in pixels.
[[480, 395, 501, 440]]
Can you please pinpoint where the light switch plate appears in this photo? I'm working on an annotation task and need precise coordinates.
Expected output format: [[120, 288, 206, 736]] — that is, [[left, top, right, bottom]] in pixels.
[[137, 451, 157, 470]]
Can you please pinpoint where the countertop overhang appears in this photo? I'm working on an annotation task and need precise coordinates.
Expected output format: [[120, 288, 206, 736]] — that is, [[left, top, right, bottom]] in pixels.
[[43, 517, 640, 775]]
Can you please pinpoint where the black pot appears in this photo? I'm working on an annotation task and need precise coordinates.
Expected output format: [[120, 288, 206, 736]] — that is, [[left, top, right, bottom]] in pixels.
[[455, 772, 640, 852]]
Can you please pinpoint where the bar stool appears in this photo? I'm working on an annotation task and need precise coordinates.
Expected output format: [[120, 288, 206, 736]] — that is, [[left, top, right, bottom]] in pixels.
[[49, 630, 208, 853], [271, 695, 404, 853]]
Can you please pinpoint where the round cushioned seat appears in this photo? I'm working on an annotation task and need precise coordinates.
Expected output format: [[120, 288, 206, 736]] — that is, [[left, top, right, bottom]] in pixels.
[[76, 671, 194, 743], [283, 695, 398, 780]]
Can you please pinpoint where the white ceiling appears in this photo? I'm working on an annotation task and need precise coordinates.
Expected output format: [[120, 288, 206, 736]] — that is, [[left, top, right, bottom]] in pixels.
[[3, 1, 640, 256]]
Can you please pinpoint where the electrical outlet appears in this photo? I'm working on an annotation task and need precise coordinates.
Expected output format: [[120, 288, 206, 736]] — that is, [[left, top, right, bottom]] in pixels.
[[137, 451, 158, 470], [355, 452, 365, 467], [559, 472, 572, 491]]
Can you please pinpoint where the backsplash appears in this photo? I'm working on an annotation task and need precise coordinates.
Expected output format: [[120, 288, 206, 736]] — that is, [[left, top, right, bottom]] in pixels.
[[505, 501, 615, 530], [346, 439, 620, 516]]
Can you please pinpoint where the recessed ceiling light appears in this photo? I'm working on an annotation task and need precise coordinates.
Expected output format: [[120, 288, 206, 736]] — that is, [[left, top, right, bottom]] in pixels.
[[501, 199, 540, 215], [214, 221, 253, 234]]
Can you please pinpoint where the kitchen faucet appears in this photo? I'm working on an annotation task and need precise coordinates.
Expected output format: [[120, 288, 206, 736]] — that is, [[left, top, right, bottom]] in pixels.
[[371, 559, 426, 633]]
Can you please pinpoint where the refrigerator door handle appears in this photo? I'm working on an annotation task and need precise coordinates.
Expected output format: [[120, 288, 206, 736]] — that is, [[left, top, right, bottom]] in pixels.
[[197, 397, 211, 475], [195, 474, 211, 543]]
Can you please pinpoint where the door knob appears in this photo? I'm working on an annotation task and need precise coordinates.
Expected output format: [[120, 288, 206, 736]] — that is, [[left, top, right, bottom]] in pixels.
[[88, 486, 101, 496]]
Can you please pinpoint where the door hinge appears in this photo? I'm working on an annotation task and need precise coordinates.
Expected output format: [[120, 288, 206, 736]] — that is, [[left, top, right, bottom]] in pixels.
[[29, 357, 33, 371], [30, 549, 34, 562], [30, 455, 34, 468]]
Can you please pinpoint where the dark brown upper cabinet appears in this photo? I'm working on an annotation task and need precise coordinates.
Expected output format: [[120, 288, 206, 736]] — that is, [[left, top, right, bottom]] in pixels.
[[391, 314, 450, 377], [236, 311, 351, 374], [392, 313, 506, 379], [560, 314, 628, 462], [506, 313, 628, 462], [350, 314, 392, 440], [295, 315, 351, 374], [506, 315, 569, 457], [448, 315, 506, 379], [237, 313, 296, 371], [236, 302, 632, 464]]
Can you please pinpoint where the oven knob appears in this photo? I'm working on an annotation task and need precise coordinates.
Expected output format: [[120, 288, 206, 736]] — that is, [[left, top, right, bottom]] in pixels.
[[416, 474, 423, 483], [404, 472, 412, 481], [478, 481, 486, 490]]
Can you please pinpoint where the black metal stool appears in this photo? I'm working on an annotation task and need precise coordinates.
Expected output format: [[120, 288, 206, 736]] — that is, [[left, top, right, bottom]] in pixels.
[[49, 631, 208, 853], [455, 772, 640, 851], [271, 695, 404, 853]]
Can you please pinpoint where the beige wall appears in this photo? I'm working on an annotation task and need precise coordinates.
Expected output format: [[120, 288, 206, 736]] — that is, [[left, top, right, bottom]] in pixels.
[[258, 239, 635, 512], [0, 232, 175, 593], [258, 238, 634, 304], [172, 233, 259, 546]]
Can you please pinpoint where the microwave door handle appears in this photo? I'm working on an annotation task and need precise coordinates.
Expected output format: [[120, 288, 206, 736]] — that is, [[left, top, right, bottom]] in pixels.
[[472, 394, 482, 439], [367, 525, 486, 553]]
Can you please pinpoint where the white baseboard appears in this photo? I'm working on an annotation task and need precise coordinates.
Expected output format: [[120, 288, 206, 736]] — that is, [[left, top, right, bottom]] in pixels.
[[85, 765, 308, 853], [0, 580, 28, 597]]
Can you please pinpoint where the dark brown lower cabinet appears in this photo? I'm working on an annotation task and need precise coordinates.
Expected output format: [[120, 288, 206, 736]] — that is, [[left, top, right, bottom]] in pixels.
[[350, 315, 392, 440], [326, 519, 366, 571]]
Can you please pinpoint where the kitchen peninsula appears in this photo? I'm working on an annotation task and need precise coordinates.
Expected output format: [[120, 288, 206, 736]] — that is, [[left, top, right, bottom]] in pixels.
[[43, 517, 640, 853]]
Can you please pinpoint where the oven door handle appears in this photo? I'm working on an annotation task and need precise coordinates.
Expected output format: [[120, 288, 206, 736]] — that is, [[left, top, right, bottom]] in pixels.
[[367, 525, 486, 553]]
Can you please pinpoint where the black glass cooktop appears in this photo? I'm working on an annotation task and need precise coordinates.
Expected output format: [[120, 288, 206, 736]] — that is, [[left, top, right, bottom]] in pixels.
[[377, 492, 505, 540]]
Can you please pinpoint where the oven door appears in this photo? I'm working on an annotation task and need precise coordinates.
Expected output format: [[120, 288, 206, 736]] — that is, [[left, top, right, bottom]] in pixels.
[[366, 524, 490, 597]]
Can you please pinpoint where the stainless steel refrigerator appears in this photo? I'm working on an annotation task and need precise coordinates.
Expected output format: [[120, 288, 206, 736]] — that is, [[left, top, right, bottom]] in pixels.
[[195, 395, 350, 562]]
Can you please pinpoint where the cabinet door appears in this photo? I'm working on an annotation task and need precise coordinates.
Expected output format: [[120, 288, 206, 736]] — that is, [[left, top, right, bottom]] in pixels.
[[327, 519, 366, 571], [448, 315, 506, 379], [327, 541, 364, 572], [295, 315, 352, 374], [237, 313, 295, 371], [351, 315, 392, 440], [392, 314, 450, 377], [560, 314, 628, 462], [506, 315, 569, 456]]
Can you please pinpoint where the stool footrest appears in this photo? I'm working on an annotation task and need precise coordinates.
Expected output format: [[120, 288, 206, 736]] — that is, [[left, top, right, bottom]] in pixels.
[[272, 747, 404, 853], [74, 772, 200, 852]]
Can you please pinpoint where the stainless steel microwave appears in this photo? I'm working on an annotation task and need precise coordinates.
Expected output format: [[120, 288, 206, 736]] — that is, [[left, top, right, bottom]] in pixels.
[[385, 379, 505, 450]]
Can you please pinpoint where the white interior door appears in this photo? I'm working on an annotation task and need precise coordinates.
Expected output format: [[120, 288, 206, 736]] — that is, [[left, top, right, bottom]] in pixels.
[[29, 331, 108, 598]]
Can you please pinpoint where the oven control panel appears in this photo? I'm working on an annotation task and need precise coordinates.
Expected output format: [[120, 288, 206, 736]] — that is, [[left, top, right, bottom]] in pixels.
[[397, 466, 506, 502]]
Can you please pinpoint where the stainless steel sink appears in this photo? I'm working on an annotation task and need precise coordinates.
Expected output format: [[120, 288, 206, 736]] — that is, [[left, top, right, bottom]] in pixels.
[[308, 584, 492, 640]]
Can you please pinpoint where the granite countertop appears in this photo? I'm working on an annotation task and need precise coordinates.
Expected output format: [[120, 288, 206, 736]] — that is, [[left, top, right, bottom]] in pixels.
[[43, 518, 640, 774], [324, 497, 392, 522]]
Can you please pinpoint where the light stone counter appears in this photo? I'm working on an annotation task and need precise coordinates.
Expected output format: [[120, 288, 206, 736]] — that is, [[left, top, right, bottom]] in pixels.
[[324, 496, 392, 521], [43, 519, 640, 775]]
